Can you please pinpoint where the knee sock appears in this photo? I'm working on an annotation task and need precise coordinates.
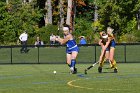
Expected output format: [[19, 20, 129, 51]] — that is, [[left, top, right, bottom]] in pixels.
[[71, 59, 76, 68], [113, 60, 117, 69], [110, 60, 117, 69], [99, 56, 106, 67]]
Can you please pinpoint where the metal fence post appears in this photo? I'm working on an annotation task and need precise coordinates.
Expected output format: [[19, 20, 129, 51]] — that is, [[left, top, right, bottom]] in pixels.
[[38, 46, 40, 64], [11, 46, 12, 64], [95, 44, 96, 63], [124, 44, 126, 63]]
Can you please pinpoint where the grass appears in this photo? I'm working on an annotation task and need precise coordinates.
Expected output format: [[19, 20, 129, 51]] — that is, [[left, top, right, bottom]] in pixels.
[[0, 45, 139, 92], [0, 63, 139, 93]]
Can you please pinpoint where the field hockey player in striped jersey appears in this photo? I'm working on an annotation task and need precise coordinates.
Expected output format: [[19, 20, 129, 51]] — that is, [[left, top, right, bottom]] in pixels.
[[98, 27, 118, 73]]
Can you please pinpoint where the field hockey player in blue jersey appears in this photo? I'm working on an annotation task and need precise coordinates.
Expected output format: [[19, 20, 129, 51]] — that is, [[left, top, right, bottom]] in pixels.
[[55, 26, 79, 74]]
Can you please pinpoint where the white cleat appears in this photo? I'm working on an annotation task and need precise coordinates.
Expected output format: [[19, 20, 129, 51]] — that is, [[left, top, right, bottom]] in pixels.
[[70, 67, 74, 74]]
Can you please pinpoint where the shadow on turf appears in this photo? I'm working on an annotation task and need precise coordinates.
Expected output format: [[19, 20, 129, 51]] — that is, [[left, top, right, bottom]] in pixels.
[[84, 71, 115, 75], [104, 67, 112, 69], [101, 71, 116, 73], [61, 72, 81, 74]]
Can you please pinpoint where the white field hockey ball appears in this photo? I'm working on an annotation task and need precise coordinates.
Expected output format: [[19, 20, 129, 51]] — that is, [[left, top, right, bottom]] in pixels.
[[53, 71, 56, 74]]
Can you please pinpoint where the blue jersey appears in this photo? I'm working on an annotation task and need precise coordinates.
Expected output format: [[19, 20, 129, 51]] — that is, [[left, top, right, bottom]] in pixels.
[[106, 39, 116, 51], [66, 39, 79, 54]]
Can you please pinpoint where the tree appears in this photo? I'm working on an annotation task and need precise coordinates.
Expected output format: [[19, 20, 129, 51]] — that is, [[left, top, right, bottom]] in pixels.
[[66, 0, 86, 32], [59, 0, 64, 31], [0, 0, 42, 44], [66, 0, 72, 28], [45, 0, 52, 25], [95, 0, 140, 36], [6, 0, 9, 4]]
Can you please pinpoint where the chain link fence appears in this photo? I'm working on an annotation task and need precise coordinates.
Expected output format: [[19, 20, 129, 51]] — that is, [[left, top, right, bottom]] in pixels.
[[0, 43, 140, 64]]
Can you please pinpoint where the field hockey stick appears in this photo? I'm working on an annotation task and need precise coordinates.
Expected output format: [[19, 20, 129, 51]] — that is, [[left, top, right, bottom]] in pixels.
[[84, 61, 99, 74]]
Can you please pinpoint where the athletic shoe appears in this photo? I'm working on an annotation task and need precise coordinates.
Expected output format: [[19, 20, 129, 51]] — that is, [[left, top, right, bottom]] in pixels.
[[114, 68, 118, 73], [70, 67, 74, 71], [25, 49, 30, 53], [84, 69, 87, 74], [70, 67, 74, 74], [98, 67, 102, 73], [73, 68, 77, 74], [70, 67, 77, 74]]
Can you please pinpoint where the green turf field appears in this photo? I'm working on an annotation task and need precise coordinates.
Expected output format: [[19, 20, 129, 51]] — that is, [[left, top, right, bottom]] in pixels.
[[0, 63, 139, 93]]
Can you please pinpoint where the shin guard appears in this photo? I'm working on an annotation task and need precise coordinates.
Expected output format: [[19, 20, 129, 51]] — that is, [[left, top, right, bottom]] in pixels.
[[99, 56, 106, 67], [71, 59, 76, 68]]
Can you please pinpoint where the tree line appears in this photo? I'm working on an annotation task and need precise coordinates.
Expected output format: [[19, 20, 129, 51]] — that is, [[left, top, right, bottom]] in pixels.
[[0, 0, 140, 45]]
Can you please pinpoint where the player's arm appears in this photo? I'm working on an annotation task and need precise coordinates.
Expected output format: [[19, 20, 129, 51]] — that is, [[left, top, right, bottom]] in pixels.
[[99, 39, 104, 48], [99, 47, 106, 62], [102, 37, 111, 51], [99, 37, 111, 62], [55, 37, 64, 45], [55, 35, 70, 45], [98, 38, 105, 62]]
